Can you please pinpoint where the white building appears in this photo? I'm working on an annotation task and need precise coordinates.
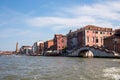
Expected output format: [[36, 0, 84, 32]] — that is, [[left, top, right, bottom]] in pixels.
[[20, 46, 32, 55], [32, 41, 44, 55]]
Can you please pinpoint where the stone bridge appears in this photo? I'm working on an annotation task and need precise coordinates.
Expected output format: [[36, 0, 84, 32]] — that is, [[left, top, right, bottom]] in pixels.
[[67, 46, 120, 58]]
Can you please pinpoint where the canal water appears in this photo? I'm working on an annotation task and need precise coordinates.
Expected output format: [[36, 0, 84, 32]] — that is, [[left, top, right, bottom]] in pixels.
[[0, 55, 120, 80]]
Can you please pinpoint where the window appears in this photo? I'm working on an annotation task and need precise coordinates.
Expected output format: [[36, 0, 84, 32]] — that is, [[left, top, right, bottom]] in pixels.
[[100, 32, 102, 34], [96, 39, 98, 43], [110, 32, 112, 35], [96, 37, 99, 43], [88, 27, 91, 30], [87, 30, 89, 33], [87, 36, 89, 43], [95, 31, 98, 34], [93, 37, 94, 43]]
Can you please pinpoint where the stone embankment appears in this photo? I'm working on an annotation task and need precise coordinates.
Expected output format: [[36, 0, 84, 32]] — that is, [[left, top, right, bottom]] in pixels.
[[67, 46, 120, 58]]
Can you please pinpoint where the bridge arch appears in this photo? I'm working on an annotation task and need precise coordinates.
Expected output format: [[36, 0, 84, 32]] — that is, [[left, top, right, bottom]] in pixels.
[[78, 49, 94, 58]]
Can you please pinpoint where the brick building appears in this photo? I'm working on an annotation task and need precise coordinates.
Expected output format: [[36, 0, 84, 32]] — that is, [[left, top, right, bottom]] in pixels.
[[44, 39, 54, 51], [53, 34, 67, 53], [104, 29, 120, 53], [67, 25, 114, 50]]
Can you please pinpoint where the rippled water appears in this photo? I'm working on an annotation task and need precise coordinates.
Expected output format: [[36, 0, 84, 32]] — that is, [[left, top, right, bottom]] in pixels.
[[0, 55, 120, 80]]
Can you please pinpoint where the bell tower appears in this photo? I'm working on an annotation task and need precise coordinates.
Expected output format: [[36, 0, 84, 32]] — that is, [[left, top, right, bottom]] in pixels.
[[16, 42, 19, 53]]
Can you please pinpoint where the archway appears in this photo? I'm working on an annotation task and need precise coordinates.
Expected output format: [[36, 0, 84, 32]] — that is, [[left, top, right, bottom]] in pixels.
[[78, 49, 94, 58]]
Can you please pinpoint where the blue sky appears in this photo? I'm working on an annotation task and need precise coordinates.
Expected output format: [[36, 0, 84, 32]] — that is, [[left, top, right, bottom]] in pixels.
[[0, 0, 120, 51]]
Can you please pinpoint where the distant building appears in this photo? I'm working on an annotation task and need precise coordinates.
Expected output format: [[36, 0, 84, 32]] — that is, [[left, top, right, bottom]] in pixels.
[[104, 29, 120, 53], [20, 46, 32, 55], [53, 34, 67, 53], [32, 41, 44, 55], [67, 25, 114, 50], [0, 51, 15, 55], [39, 42, 44, 55], [44, 39, 54, 51]]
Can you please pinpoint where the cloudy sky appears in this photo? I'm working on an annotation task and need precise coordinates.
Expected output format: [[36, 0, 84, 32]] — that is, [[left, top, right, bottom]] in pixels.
[[0, 0, 120, 51]]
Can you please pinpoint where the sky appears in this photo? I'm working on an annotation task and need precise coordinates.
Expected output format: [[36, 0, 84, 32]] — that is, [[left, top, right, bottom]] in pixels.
[[0, 0, 120, 51]]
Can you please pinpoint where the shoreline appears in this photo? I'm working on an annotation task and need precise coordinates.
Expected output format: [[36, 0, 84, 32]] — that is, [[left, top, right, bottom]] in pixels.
[[0, 54, 120, 59]]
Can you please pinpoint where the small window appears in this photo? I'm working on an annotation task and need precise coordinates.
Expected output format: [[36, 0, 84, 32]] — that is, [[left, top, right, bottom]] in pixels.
[[87, 30, 89, 33], [96, 37, 99, 43], [87, 36, 89, 43], [88, 27, 91, 29], [96, 39, 98, 43], [95, 31, 98, 34], [93, 37, 94, 43], [110, 32, 112, 35], [100, 32, 102, 34]]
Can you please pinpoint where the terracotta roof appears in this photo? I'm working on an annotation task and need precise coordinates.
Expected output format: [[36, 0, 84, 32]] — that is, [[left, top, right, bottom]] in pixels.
[[83, 25, 113, 32], [68, 25, 113, 36]]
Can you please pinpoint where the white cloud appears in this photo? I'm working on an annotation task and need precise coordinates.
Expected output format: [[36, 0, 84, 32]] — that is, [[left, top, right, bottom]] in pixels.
[[63, 1, 120, 20], [25, 0, 120, 31], [25, 16, 95, 27], [25, 16, 114, 31]]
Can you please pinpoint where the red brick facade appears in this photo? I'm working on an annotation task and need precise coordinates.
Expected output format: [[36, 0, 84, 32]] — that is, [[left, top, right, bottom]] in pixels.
[[104, 29, 120, 53], [54, 34, 67, 51], [67, 25, 114, 50], [84, 25, 113, 47], [44, 40, 54, 51]]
